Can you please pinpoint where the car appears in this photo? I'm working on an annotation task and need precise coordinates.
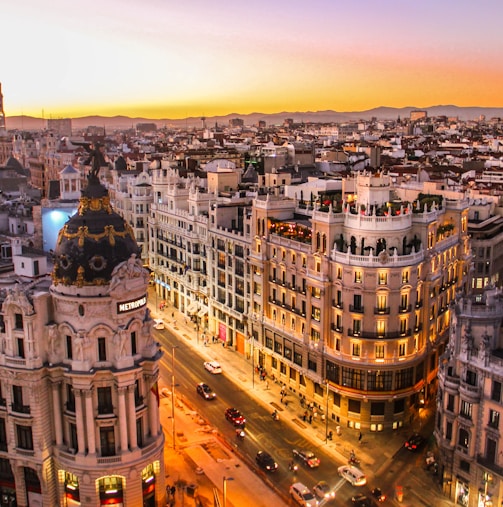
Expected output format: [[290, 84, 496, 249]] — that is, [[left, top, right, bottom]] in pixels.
[[153, 319, 165, 330], [255, 450, 278, 472], [312, 481, 335, 501], [290, 482, 319, 507], [292, 449, 321, 468], [337, 465, 367, 486], [196, 383, 216, 400], [225, 407, 246, 427], [404, 433, 425, 452], [351, 494, 372, 507], [204, 361, 222, 374]]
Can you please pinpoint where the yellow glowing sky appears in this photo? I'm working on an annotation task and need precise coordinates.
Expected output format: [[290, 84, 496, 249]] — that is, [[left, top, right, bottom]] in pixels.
[[4, 0, 503, 119]]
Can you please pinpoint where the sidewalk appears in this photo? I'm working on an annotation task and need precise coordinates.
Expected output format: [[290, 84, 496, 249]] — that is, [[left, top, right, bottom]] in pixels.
[[152, 298, 454, 507]]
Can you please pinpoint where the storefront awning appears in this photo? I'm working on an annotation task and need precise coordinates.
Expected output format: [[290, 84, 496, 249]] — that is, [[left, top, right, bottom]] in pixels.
[[197, 308, 208, 318], [187, 302, 198, 314]]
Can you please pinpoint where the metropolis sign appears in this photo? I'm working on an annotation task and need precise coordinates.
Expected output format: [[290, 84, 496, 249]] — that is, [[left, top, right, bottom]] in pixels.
[[117, 295, 147, 314]]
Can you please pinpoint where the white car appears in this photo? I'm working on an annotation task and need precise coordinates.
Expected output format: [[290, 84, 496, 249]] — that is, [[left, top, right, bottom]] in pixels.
[[290, 482, 318, 507], [338, 465, 366, 486], [153, 319, 165, 330], [204, 361, 222, 374]]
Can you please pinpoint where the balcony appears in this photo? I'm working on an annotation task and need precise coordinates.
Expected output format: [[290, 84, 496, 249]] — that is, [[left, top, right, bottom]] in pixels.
[[399, 305, 412, 313], [477, 454, 503, 477], [11, 404, 31, 415], [349, 305, 364, 314], [348, 329, 412, 339], [331, 324, 343, 333], [374, 307, 390, 315], [459, 381, 481, 402], [332, 301, 343, 309]]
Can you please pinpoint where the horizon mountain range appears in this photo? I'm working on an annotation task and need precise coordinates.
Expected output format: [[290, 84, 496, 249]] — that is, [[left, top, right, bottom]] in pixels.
[[5, 104, 503, 131]]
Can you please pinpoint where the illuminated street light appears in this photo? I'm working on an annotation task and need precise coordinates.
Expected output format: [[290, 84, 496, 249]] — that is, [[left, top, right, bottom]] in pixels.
[[223, 476, 234, 507], [170, 345, 178, 449]]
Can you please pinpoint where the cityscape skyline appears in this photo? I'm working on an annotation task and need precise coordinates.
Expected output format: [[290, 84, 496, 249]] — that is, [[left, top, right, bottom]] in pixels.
[[4, 0, 503, 120]]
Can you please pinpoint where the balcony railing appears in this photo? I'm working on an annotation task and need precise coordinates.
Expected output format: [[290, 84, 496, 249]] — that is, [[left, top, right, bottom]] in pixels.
[[348, 329, 412, 339], [349, 305, 364, 313], [399, 305, 412, 313], [332, 301, 343, 309], [374, 307, 390, 315], [11, 404, 31, 415]]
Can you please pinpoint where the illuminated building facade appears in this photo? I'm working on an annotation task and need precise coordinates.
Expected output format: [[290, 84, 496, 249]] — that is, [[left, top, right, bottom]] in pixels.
[[0, 173, 165, 505], [436, 287, 503, 507], [249, 172, 471, 430]]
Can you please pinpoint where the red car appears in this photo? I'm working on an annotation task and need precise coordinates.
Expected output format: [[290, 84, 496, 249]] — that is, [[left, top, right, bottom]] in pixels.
[[225, 408, 246, 427]]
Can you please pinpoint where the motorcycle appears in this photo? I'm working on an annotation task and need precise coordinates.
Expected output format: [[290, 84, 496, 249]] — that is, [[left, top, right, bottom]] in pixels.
[[371, 488, 386, 502], [272, 411, 280, 421], [348, 455, 360, 466], [235, 429, 245, 440], [288, 461, 299, 472]]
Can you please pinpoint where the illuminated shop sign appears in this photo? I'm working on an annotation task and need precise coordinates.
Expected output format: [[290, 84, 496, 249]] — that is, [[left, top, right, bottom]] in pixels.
[[117, 295, 147, 314]]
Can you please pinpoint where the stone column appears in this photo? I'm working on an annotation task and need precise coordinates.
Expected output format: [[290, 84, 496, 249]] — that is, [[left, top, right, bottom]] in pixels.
[[51, 382, 63, 446], [127, 386, 138, 450], [117, 387, 129, 452], [84, 390, 96, 455], [75, 390, 86, 455], [148, 378, 160, 437]]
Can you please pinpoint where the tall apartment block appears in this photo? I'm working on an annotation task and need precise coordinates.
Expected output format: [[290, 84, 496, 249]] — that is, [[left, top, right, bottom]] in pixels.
[[436, 287, 503, 507], [249, 173, 471, 430], [0, 172, 165, 505]]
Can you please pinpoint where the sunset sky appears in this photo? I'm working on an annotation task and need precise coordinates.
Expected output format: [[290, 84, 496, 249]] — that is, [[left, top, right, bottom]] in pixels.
[[4, 0, 503, 119]]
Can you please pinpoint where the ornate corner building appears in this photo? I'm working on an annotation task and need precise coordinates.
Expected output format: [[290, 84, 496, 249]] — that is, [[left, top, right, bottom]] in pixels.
[[249, 172, 471, 431], [0, 176, 165, 505], [436, 287, 503, 507]]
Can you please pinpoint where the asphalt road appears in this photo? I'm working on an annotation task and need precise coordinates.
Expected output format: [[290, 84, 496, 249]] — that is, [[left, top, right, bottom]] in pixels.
[[154, 327, 428, 506]]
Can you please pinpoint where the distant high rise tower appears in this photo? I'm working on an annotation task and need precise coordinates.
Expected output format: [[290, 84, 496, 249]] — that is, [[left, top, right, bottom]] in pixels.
[[201, 116, 207, 129], [0, 82, 6, 131]]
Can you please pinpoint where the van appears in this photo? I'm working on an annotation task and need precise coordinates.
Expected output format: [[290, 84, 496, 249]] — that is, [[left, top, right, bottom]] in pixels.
[[337, 465, 366, 486]]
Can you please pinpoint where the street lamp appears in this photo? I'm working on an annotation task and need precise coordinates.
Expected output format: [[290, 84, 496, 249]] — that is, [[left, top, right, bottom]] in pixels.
[[325, 379, 330, 443], [170, 345, 178, 449], [223, 476, 234, 507], [249, 335, 255, 390]]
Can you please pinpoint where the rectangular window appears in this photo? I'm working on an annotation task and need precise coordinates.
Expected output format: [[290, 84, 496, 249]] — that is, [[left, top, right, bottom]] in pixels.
[[310, 328, 320, 342], [0, 418, 7, 452], [17, 338, 25, 358], [311, 307, 321, 322], [398, 343, 406, 357], [312, 287, 321, 299], [377, 321, 386, 337], [348, 399, 361, 414], [460, 400, 472, 420], [489, 410, 499, 429], [371, 402, 385, 415], [16, 425, 33, 450], [326, 361, 339, 383], [354, 271, 362, 283], [308, 357, 317, 372], [66, 336, 73, 359], [284, 346, 292, 360], [402, 270, 409, 284], [447, 394, 454, 412], [15, 313, 23, 329], [378, 272, 387, 285], [274, 341, 282, 354], [492, 381, 501, 402], [136, 418, 143, 448], [352, 320, 361, 335], [98, 338, 107, 361], [99, 426, 115, 457], [375, 344, 385, 359], [97, 387, 113, 415], [352, 342, 361, 357], [66, 385, 75, 412], [131, 331, 137, 355], [465, 370, 477, 386], [265, 337, 273, 350], [342, 368, 364, 390], [293, 352, 302, 366], [446, 421, 452, 440]]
